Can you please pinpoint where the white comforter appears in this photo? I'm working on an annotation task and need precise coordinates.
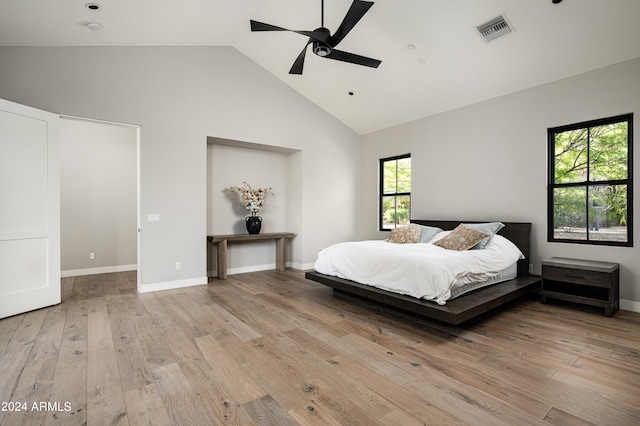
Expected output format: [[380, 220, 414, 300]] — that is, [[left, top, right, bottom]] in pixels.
[[313, 234, 524, 305]]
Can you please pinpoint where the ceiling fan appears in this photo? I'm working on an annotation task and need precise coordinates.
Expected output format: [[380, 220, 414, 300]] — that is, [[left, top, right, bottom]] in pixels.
[[250, 0, 381, 75]]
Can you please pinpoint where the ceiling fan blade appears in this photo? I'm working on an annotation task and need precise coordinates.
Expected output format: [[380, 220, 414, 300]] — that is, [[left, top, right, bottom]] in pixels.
[[250, 20, 290, 32], [325, 49, 381, 68], [250, 20, 320, 40], [330, 0, 374, 46], [289, 41, 312, 75]]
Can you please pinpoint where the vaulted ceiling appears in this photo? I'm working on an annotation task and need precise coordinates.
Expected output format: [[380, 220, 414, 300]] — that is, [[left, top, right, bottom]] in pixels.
[[2, 0, 639, 134]]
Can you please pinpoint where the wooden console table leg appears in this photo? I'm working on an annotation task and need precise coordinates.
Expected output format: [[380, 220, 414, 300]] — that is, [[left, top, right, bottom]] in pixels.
[[217, 239, 228, 279], [275, 237, 286, 271]]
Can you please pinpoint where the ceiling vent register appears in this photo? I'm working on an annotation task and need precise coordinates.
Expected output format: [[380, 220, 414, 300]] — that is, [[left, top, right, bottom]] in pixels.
[[476, 14, 513, 42]]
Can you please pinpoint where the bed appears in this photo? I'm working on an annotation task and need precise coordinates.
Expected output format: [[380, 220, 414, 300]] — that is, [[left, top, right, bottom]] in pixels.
[[305, 220, 541, 325]]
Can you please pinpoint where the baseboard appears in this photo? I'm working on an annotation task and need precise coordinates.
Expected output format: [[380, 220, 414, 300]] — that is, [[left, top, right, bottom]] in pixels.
[[137, 276, 208, 293], [207, 261, 314, 277], [207, 263, 276, 277], [299, 262, 316, 271], [61, 264, 137, 278], [621, 299, 640, 313]]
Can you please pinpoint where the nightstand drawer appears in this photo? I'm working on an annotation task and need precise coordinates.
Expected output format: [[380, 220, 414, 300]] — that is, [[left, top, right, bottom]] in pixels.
[[543, 266, 612, 288]]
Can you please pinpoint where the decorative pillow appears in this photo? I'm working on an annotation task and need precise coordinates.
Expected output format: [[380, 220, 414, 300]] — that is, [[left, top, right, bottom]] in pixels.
[[433, 224, 489, 251], [388, 226, 422, 244], [464, 222, 505, 249], [417, 225, 443, 243]]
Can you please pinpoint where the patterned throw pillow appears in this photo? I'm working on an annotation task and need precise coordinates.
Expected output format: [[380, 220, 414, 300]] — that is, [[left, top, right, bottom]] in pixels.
[[465, 222, 505, 249], [388, 226, 422, 244], [433, 224, 489, 251]]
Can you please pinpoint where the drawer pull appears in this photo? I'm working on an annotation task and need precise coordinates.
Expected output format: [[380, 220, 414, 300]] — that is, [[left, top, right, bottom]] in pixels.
[[566, 274, 585, 279]]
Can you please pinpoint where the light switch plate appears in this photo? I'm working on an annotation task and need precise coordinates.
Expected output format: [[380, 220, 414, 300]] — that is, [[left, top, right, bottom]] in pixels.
[[147, 213, 160, 223]]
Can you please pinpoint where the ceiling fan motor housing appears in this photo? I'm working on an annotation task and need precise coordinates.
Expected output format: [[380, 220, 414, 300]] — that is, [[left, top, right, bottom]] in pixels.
[[312, 27, 333, 57]]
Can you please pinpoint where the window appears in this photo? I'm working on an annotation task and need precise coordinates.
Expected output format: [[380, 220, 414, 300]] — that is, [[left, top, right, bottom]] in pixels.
[[548, 114, 633, 246], [380, 154, 411, 230]]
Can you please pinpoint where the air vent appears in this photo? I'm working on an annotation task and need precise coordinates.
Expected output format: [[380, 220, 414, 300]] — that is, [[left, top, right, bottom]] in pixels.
[[476, 14, 513, 43]]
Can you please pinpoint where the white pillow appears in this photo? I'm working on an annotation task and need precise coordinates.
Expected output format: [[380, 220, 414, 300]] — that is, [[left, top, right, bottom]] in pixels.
[[428, 230, 450, 244], [484, 234, 525, 260]]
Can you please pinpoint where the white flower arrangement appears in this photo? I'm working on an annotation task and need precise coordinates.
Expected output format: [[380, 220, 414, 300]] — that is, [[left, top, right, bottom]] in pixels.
[[228, 181, 273, 215]]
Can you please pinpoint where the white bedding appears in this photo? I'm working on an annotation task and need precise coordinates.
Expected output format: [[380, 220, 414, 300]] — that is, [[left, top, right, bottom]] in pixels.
[[313, 233, 524, 305]]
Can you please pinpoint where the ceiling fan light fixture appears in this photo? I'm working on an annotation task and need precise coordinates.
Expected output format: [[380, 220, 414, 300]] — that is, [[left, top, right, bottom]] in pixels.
[[313, 42, 332, 57]]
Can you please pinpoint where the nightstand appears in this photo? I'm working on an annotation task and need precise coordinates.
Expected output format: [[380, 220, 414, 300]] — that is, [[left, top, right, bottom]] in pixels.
[[541, 257, 619, 317]]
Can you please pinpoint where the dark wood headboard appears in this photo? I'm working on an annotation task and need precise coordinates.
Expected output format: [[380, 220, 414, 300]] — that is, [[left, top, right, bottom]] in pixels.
[[410, 220, 531, 277]]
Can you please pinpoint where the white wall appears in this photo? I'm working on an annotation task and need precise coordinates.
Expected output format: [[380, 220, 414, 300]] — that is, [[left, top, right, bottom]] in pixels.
[[0, 46, 361, 292], [60, 118, 137, 276], [360, 57, 640, 310]]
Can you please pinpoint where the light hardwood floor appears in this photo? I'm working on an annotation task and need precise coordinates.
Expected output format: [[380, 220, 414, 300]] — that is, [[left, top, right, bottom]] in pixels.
[[1, 270, 639, 425]]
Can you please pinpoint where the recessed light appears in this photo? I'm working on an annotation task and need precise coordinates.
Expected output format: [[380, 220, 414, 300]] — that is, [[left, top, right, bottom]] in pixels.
[[407, 44, 415, 50], [86, 3, 101, 11], [348, 91, 354, 96]]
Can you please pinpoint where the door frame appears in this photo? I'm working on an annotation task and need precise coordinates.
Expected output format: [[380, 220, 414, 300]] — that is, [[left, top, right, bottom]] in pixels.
[[59, 115, 142, 288]]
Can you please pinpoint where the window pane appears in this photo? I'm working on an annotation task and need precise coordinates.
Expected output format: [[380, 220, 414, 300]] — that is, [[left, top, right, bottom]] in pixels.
[[381, 195, 411, 229], [588, 184, 628, 243], [397, 157, 411, 192], [381, 196, 394, 229], [589, 122, 628, 182], [396, 195, 411, 226], [382, 161, 397, 194], [553, 186, 587, 240], [554, 129, 588, 184]]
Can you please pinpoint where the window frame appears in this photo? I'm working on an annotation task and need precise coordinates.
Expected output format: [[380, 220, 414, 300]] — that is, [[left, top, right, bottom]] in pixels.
[[547, 113, 633, 247], [379, 153, 411, 231]]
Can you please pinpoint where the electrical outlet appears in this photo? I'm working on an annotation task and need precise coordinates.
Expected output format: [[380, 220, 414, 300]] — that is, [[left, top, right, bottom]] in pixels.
[[175, 261, 181, 270], [90, 252, 96, 260]]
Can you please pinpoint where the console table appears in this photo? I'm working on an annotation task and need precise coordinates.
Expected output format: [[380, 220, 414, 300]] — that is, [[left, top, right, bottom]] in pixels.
[[207, 232, 295, 279]]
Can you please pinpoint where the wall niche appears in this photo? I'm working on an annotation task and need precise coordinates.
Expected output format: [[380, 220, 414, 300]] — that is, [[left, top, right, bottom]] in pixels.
[[206, 137, 302, 276]]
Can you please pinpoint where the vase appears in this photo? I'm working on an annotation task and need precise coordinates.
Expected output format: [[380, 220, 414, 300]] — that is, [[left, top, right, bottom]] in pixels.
[[245, 215, 262, 234]]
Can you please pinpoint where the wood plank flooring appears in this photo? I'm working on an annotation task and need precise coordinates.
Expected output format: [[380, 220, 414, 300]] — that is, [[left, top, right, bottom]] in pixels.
[[1, 270, 639, 425]]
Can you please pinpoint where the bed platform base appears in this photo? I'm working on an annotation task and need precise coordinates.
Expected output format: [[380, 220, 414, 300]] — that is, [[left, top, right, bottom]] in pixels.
[[305, 271, 540, 325], [305, 220, 541, 325]]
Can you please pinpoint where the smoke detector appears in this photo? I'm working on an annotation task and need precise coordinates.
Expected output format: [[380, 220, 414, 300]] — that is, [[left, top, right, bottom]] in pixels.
[[476, 14, 514, 43]]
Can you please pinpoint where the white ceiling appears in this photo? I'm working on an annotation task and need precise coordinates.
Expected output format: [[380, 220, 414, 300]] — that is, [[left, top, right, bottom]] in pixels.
[[2, 0, 640, 134]]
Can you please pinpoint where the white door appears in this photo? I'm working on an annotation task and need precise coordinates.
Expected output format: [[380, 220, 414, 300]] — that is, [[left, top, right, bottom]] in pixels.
[[0, 99, 60, 319]]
